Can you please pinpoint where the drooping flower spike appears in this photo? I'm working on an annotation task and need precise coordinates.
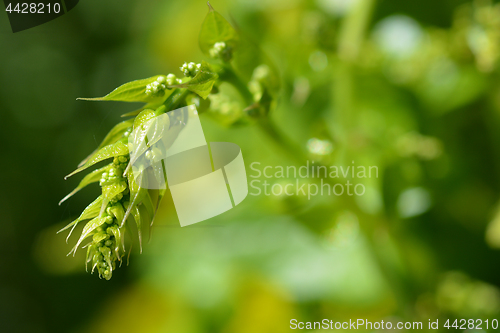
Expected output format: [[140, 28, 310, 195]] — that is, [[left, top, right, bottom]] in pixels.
[[58, 3, 279, 280]]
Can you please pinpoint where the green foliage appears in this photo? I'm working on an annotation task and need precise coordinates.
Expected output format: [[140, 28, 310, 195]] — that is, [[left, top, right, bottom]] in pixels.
[[77, 75, 168, 103]]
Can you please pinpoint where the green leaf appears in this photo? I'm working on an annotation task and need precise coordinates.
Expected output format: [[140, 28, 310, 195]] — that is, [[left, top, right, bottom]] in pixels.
[[121, 171, 147, 227], [77, 75, 167, 103], [130, 204, 143, 253], [65, 139, 129, 179], [86, 243, 97, 271], [58, 196, 103, 240], [73, 216, 109, 254], [78, 119, 133, 167], [171, 61, 218, 99], [133, 108, 158, 131], [199, 4, 238, 56], [59, 165, 110, 205]]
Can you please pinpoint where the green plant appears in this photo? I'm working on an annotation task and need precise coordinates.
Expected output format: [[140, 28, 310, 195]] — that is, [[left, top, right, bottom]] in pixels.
[[59, 3, 279, 280]]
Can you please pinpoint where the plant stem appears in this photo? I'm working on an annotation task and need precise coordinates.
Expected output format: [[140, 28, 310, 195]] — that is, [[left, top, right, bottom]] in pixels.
[[162, 88, 190, 111], [218, 65, 254, 106]]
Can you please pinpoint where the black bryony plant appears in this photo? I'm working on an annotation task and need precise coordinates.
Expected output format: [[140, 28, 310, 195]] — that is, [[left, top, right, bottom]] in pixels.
[[59, 3, 279, 280]]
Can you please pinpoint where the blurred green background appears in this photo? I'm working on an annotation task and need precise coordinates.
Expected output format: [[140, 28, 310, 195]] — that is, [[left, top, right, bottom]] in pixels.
[[2, 0, 500, 332]]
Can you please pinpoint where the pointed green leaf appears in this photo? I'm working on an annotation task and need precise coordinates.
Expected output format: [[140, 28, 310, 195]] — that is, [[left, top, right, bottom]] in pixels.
[[59, 165, 110, 205], [85, 243, 97, 271], [78, 119, 133, 167], [74, 216, 109, 253], [58, 196, 103, 237], [65, 139, 129, 179], [199, 4, 238, 56], [130, 204, 143, 253], [77, 75, 167, 103], [121, 172, 147, 227]]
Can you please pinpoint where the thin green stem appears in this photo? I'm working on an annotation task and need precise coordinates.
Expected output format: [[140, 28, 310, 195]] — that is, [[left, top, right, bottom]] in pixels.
[[218, 65, 254, 106], [162, 88, 190, 111]]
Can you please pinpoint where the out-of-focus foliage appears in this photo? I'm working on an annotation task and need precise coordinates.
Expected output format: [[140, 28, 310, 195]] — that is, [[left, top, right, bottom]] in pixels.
[[2, 0, 500, 332]]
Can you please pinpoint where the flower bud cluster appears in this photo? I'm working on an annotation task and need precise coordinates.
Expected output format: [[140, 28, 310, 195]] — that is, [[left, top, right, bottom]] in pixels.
[[180, 62, 201, 77], [88, 154, 131, 280], [145, 76, 168, 97], [99, 156, 128, 187], [146, 75, 183, 96], [145, 76, 168, 96], [88, 215, 119, 280]]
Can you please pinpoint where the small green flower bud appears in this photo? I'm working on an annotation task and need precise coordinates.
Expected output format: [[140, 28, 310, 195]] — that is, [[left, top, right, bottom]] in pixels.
[[180, 62, 201, 77], [145, 80, 166, 97], [166, 73, 177, 86], [157, 75, 166, 84], [118, 156, 128, 163]]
